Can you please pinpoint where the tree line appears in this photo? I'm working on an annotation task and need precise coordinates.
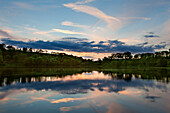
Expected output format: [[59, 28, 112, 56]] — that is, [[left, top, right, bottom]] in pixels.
[[0, 43, 170, 67], [0, 44, 95, 67], [101, 51, 170, 67]]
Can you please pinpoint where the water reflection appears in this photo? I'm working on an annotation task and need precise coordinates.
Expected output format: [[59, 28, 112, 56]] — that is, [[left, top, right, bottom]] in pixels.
[[0, 68, 170, 113], [0, 69, 170, 87]]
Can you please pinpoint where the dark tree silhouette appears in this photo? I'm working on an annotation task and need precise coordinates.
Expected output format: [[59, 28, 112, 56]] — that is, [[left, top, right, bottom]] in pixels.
[[23, 48, 27, 52], [123, 51, 132, 59], [29, 48, 33, 52], [0, 43, 6, 50]]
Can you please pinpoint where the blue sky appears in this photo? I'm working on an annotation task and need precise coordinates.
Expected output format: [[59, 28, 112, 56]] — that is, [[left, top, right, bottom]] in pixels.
[[0, 0, 169, 59]]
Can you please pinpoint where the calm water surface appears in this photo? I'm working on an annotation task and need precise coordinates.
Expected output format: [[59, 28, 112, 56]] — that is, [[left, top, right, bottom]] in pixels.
[[0, 68, 170, 113]]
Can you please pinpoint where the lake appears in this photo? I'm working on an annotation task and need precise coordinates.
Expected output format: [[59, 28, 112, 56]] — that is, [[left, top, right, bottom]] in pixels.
[[0, 68, 170, 113]]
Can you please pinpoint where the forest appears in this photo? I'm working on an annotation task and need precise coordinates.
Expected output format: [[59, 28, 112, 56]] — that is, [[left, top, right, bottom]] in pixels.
[[0, 43, 170, 68]]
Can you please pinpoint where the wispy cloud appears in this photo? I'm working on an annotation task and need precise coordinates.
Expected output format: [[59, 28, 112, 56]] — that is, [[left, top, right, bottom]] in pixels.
[[61, 20, 112, 41], [63, 0, 120, 30], [12, 2, 59, 10], [75, 0, 95, 5], [61, 21, 89, 29], [0, 28, 32, 42], [24, 27, 59, 40], [60, 104, 87, 112], [13, 2, 37, 10], [63, 3, 120, 22], [62, 37, 88, 41], [0, 29, 13, 38], [51, 97, 86, 104], [120, 17, 151, 21], [144, 32, 160, 38], [144, 35, 159, 38], [52, 29, 87, 35]]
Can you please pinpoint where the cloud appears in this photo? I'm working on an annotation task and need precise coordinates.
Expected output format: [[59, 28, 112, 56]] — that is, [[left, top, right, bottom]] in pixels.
[[137, 42, 148, 46], [144, 35, 160, 38], [153, 44, 166, 49], [13, 2, 37, 10], [62, 0, 152, 38], [1, 37, 166, 53], [144, 32, 160, 38], [12, 2, 59, 10], [148, 32, 154, 34], [62, 37, 88, 41], [63, 1, 120, 29], [75, 0, 95, 5], [52, 29, 87, 35], [63, 4, 120, 22], [25, 27, 88, 39], [0, 29, 13, 38], [51, 97, 85, 104], [0, 89, 27, 103], [145, 95, 160, 99], [24, 27, 59, 40], [120, 17, 151, 21], [60, 104, 87, 112], [61, 21, 89, 28], [82, 56, 95, 59], [145, 95, 160, 102]]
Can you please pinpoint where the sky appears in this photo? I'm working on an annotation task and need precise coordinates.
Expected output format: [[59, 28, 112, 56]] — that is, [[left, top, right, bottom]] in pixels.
[[0, 0, 169, 59]]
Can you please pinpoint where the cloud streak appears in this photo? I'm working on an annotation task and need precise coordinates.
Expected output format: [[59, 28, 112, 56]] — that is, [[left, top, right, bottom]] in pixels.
[[13, 2, 37, 10], [63, 4, 120, 22], [0, 29, 13, 38], [144, 32, 160, 38], [61, 21, 89, 29], [52, 29, 86, 35], [12, 2, 59, 10], [75, 0, 95, 5], [144, 35, 160, 38], [63, 0, 120, 29]]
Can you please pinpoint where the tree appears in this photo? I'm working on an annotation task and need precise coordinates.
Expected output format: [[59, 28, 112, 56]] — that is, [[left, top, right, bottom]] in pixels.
[[123, 52, 132, 59], [23, 48, 27, 52], [35, 56, 43, 65], [25, 57, 34, 65], [28, 48, 33, 52], [97, 58, 102, 65], [116, 53, 123, 59], [134, 54, 141, 59], [0, 44, 5, 50], [157, 58, 167, 67], [36, 49, 44, 53]]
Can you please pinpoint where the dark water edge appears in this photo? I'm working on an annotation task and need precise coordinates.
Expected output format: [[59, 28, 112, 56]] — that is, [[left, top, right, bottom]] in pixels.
[[0, 67, 170, 76]]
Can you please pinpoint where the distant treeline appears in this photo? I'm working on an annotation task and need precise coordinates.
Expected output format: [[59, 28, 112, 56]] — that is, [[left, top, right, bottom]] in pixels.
[[101, 51, 170, 67], [0, 44, 94, 67], [0, 44, 170, 67]]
